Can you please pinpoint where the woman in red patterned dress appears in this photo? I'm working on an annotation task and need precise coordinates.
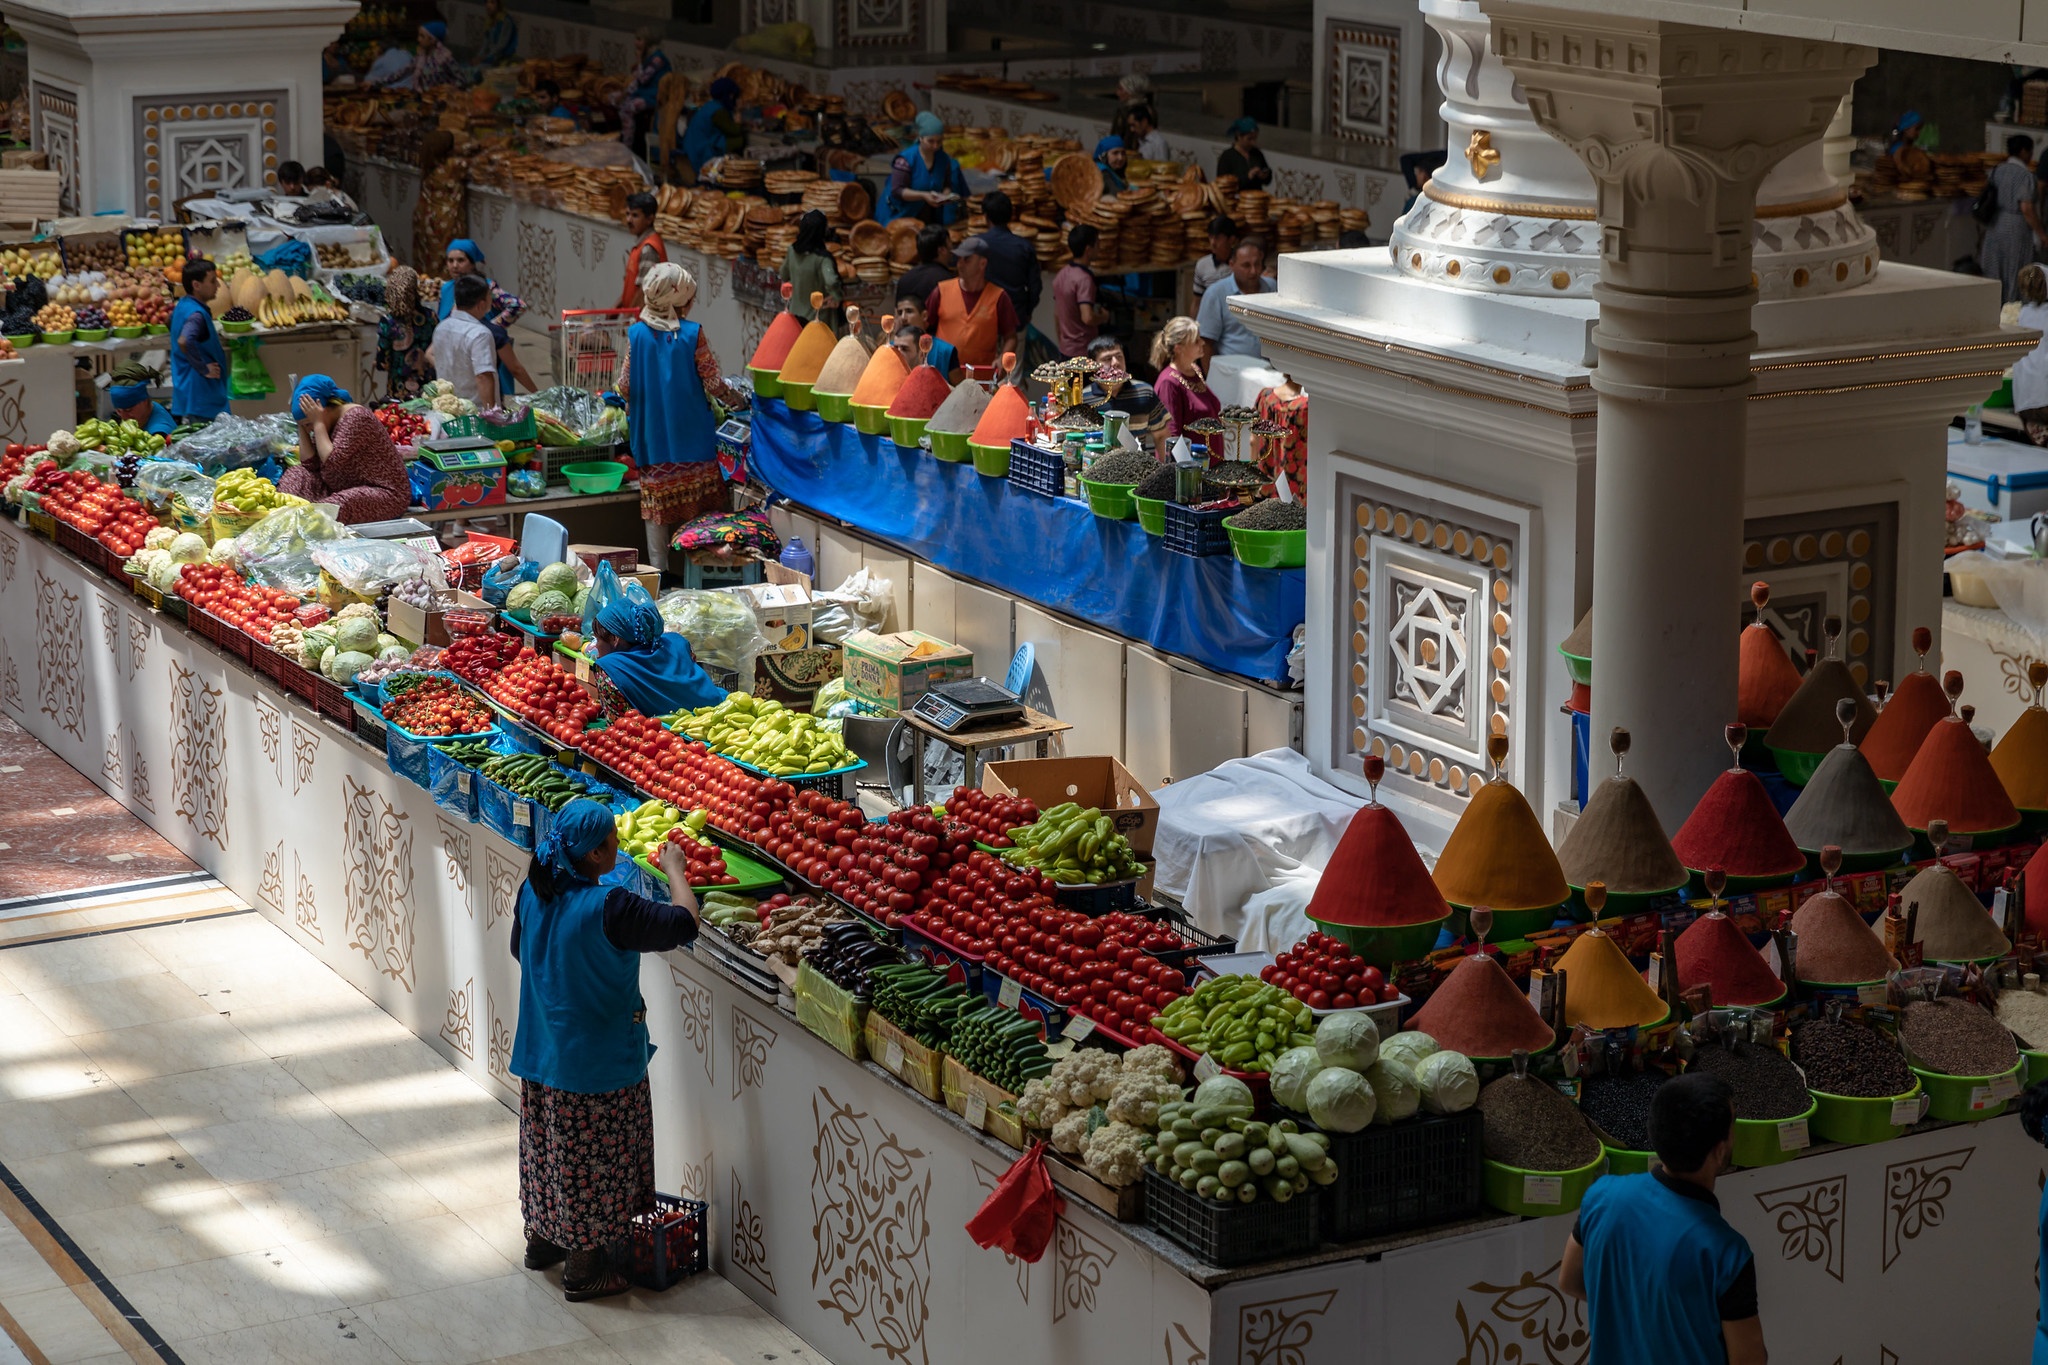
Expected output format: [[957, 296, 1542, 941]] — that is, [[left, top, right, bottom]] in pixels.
[[282, 375, 412, 523]]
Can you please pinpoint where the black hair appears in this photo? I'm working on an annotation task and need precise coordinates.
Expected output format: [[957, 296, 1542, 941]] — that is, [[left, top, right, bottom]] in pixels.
[[1208, 215, 1238, 238], [181, 258, 216, 290], [453, 273, 491, 309], [2021, 1079, 2048, 1147], [894, 288, 926, 312], [916, 224, 949, 263], [1067, 223, 1098, 257], [278, 160, 306, 184], [2012, 134, 2037, 160], [1085, 334, 1122, 360], [1649, 1073, 1734, 1174], [1337, 229, 1369, 250], [536, 78, 560, 97], [1236, 236, 1268, 265], [983, 190, 1013, 226], [304, 166, 334, 187], [793, 209, 832, 259], [893, 320, 923, 340], [625, 190, 657, 217]]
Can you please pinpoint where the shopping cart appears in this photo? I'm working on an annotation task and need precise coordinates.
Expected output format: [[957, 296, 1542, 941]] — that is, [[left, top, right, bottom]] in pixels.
[[554, 308, 638, 395]]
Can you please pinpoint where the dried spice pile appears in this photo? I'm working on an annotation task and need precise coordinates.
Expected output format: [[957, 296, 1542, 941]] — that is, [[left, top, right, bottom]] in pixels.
[[1688, 1040, 1811, 1120], [1477, 1075, 1603, 1171], [1995, 990, 2048, 1051], [886, 364, 952, 419], [1231, 499, 1307, 531], [1791, 1018, 1912, 1098], [1406, 953, 1555, 1058], [1086, 450, 1164, 485], [1579, 1071, 1668, 1152], [1900, 997, 2019, 1076]]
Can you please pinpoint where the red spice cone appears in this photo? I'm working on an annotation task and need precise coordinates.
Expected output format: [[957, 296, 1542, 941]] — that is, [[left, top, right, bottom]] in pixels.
[[1406, 952, 1556, 1058], [886, 363, 953, 419], [1890, 716, 2020, 835], [1674, 912, 1784, 1006], [1738, 624, 1803, 729], [1861, 669, 1948, 785], [1672, 768, 1804, 879], [749, 310, 803, 371], [2022, 841, 2048, 938], [1306, 803, 1450, 928]]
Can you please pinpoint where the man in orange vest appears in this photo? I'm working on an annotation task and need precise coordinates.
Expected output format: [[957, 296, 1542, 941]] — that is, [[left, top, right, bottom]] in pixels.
[[924, 236, 1019, 380], [616, 191, 665, 310]]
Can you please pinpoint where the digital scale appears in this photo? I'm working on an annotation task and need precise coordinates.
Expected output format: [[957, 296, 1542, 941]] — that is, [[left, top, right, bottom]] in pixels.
[[910, 678, 1025, 733], [415, 435, 506, 473]]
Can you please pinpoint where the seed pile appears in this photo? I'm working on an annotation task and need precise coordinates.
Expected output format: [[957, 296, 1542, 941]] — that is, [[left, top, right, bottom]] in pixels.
[[1579, 1071, 1668, 1151], [1901, 997, 2019, 1076], [925, 377, 991, 434], [1476, 1075, 1603, 1171], [1995, 990, 2048, 1050], [1086, 450, 1163, 485], [1232, 499, 1307, 531], [1792, 1018, 1913, 1097], [1790, 890, 1896, 984], [1134, 464, 1181, 499], [1204, 462, 1267, 488], [1688, 1040, 1812, 1120]]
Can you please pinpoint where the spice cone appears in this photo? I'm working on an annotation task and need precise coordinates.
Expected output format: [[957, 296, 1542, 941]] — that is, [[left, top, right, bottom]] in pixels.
[[887, 363, 952, 419], [749, 311, 802, 371], [1862, 669, 1948, 784], [850, 342, 910, 408], [1766, 658, 1875, 756], [1557, 772, 1686, 894], [777, 318, 841, 386], [1556, 930, 1668, 1029], [925, 376, 990, 433], [1890, 717, 2019, 835], [1433, 779, 1569, 911], [1783, 743, 1913, 856], [1674, 913, 1784, 1007], [1672, 768, 1804, 880], [1561, 609, 1592, 660], [1990, 704, 2048, 810], [1790, 889, 1896, 984], [1406, 952, 1556, 1058], [970, 384, 1031, 448], [1902, 862, 2011, 960], [1306, 803, 1451, 927], [2022, 842, 2048, 937], [1739, 624, 1803, 729], [812, 331, 876, 396]]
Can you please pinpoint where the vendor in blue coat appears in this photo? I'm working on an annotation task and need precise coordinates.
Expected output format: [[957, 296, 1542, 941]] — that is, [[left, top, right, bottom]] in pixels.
[[682, 77, 746, 172], [511, 799, 699, 1303], [588, 592, 724, 718], [619, 262, 743, 572], [107, 361, 177, 435], [170, 260, 229, 425], [882, 112, 967, 225]]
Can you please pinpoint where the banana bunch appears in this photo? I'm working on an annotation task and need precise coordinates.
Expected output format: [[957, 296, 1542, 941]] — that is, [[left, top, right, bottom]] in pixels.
[[256, 294, 349, 328]]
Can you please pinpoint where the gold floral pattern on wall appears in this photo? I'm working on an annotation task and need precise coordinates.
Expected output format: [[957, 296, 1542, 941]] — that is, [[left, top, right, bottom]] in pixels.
[[810, 1086, 930, 1365], [168, 659, 226, 848], [342, 775, 415, 990]]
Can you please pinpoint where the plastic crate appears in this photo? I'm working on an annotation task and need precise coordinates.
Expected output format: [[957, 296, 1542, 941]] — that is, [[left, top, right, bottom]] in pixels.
[[901, 921, 985, 992], [795, 959, 867, 1061], [1314, 1109, 1484, 1242], [681, 553, 763, 591], [1049, 876, 1141, 913], [1006, 439, 1066, 498], [1142, 1166, 1321, 1268], [310, 672, 355, 724], [478, 772, 540, 849], [189, 603, 253, 662], [352, 700, 388, 751], [730, 755, 865, 799], [386, 720, 497, 789], [980, 967, 1072, 1042], [1142, 909, 1240, 972], [251, 644, 304, 697], [1161, 502, 1233, 557], [614, 1193, 707, 1291]]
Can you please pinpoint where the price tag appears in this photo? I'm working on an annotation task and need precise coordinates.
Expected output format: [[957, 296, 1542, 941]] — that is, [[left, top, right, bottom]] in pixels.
[[1193, 1053, 1223, 1083], [964, 1092, 988, 1130], [1992, 1071, 2023, 1101], [1522, 1176, 1563, 1206], [1890, 1097, 1924, 1127], [455, 771, 471, 793], [1993, 887, 2012, 930], [1856, 982, 1888, 1006], [1062, 1015, 1095, 1042], [884, 1039, 904, 1074], [1970, 1084, 2001, 1111], [997, 976, 1023, 1009], [512, 802, 531, 828], [574, 655, 592, 683], [1645, 955, 1662, 993], [1777, 1118, 1810, 1152]]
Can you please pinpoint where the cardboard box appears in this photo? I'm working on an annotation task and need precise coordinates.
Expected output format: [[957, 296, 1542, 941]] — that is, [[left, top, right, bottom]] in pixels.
[[388, 589, 492, 648], [569, 543, 640, 577], [627, 564, 661, 597], [981, 756, 1159, 856], [842, 630, 974, 711], [410, 458, 507, 512], [732, 582, 815, 652]]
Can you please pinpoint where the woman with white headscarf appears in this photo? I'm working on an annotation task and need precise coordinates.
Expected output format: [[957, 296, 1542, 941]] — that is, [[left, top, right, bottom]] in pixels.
[[617, 262, 745, 574]]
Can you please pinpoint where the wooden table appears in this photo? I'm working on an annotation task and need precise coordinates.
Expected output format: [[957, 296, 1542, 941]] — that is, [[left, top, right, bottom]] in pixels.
[[901, 705, 1072, 805]]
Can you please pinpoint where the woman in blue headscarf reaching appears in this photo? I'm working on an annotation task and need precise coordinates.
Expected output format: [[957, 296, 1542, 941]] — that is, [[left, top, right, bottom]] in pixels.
[[682, 77, 746, 173], [883, 112, 967, 225], [511, 799, 699, 1302], [106, 361, 176, 435], [587, 590, 725, 719], [438, 239, 525, 328]]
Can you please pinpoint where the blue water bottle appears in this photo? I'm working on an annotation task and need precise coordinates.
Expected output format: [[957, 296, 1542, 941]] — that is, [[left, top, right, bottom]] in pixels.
[[780, 536, 815, 578]]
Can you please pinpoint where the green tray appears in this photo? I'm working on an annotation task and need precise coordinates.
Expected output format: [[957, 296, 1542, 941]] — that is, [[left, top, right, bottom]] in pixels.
[[1482, 1151, 1607, 1217], [969, 441, 1011, 477], [1911, 1060, 2025, 1122], [782, 378, 817, 411], [888, 414, 930, 448], [1601, 1145, 1652, 1177], [1223, 516, 1307, 569], [1768, 745, 1826, 786], [1729, 1100, 1817, 1168], [814, 390, 854, 423], [1313, 914, 1447, 969], [748, 364, 785, 399], [851, 402, 891, 436], [1808, 1083, 1923, 1145], [1683, 864, 1801, 894], [1134, 495, 1165, 535], [634, 847, 783, 896], [929, 429, 972, 461], [1566, 880, 1685, 919], [1078, 475, 1137, 520]]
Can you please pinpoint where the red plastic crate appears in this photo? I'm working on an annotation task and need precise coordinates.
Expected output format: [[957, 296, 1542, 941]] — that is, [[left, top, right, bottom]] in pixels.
[[189, 602, 253, 663]]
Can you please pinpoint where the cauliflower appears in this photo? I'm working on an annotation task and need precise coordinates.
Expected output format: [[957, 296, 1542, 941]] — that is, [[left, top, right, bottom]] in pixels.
[[1105, 1073, 1182, 1129], [1047, 1049, 1119, 1109], [430, 392, 477, 417], [1050, 1109, 1094, 1155], [1120, 1044, 1184, 1085], [144, 526, 178, 551], [334, 602, 379, 623], [1081, 1121, 1148, 1188], [45, 430, 81, 459], [125, 547, 172, 579], [1015, 1078, 1068, 1131]]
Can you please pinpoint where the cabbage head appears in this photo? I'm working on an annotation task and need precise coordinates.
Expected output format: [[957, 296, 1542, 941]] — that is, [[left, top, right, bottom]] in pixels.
[[1365, 1058, 1420, 1126], [1315, 1009, 1381, 1073], [1378, 1031, 1440, 1072], [1269, 1046, 1325, 1113], [1414, 1050, 1479, 1115], [1306, 1067, 1377, 1133], [1192, 1073, 1255, 1115]]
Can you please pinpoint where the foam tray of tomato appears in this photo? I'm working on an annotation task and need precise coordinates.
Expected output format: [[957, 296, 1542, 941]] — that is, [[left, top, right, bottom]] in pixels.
[[173, 563, 298, 637], [1261, 930, 1401, 1011], [481, 649, 600, 741], [380, 675, 499, 739]]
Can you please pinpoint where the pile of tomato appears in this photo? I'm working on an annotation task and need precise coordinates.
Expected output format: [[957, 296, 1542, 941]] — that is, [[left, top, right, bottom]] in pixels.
[[1260, 931, 1399, 1010], [381, 674, 496, 737], [662, 825, 736, 885], [581, 714, 774, 840], [33, 468, 161, 554], [373, 405, 431, 447], [939, 787, 1040, 848], [1, 442, 48, 483], [482, 650, 599, 740], [174, 563, 299, 638]]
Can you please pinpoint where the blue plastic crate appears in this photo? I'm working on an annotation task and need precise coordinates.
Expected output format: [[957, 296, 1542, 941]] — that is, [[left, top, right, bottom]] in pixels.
[[978, 965, 1072, 1042], [681, 554, 764, 591], [386, 720, 498, 789], [1162, 502, 1233, 557], [729, 755, 867, 799], [427, 742, 482, 822], [1006, 439, 1067, 498], [477, 773, 540, 849]]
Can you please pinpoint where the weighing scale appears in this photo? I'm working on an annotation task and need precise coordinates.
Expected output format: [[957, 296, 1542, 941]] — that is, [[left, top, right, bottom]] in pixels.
[[415, 435, 506, 473], [909, 678, 1025, 733]]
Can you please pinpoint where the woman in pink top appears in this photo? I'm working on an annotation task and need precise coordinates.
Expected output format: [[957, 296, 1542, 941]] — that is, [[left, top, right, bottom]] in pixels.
[[1150, 316, 1220, 456], [281, 375, 412, 523]]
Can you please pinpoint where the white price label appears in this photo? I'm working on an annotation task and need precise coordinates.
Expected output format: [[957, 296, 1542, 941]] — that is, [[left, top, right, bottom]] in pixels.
[[884, 1039, 904, 1073], [575, 655, 592, 682], [1993, 887, 2012, 930], [456, 772, 471, 793], [1777, 1119, 1810, 1152], [1522, 1176, 1563, 1207], [964, 1092, 988, 1130], [997, 976, 1023, 1009], [512, 802, 531, 828], [1062, 1015, 1095, 1042], [1970, 1085, 1999, 1111], [1193, 1053, 1223, 1083], [1890, 1097, 1925, 1127], [1856, 983, 1888, 1006], [1645, 955, 1662, 993], [1992, 1071, 2023, 1101]]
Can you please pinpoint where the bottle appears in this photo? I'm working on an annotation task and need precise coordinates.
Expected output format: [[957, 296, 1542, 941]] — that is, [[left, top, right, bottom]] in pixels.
[[779, 536, 814, 578], [1966, 403, 1984, 444]]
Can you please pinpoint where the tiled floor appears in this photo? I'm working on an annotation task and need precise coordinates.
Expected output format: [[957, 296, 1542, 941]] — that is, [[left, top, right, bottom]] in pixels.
[[0, 909, 822, 1365], [0, 717, 200, 903]]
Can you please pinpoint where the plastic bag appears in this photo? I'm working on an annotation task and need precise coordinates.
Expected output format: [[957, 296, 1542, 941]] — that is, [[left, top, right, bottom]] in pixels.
[[228, 337, 274, 400], [964, 1142, 1063, 1263], [230, 502, 353, 596], [134, 460, 217, 518], [480, 555, 536, 606], [525, 385, 609, 445], [508, 468, 547, 498], [580, 560, 622, 638], [823, 567, 892, 634], [310, 538, 445, 598], [656, 587, 768, 678], [168, 413, 292, 473]]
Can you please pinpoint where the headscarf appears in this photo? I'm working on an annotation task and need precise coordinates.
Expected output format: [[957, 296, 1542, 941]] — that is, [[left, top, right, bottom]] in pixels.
[[710, 77, 740, 108], [292, 374, 352, 414], [1226, 116, 1258, 137], [638, 261, 696, 330], [913, 111, 943, 139], [108, 360, 160, 410], [446, 237, 485, 268], [421, 20, 448, 42], [1094, 134, 1124, 161], [534, 798, 614, 880], [596, 593, 665, 649], [386, 264, 421, 319]]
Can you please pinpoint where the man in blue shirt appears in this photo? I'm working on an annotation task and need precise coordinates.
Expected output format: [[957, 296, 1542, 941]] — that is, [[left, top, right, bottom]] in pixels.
[[1563, 1073, 1765, 1365], [1196, 238, 1276, 360]]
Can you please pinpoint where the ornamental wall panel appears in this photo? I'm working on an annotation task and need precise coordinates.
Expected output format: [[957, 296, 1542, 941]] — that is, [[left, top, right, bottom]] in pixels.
[[30, 82, 78, 216], [132, 93, 287, 218]]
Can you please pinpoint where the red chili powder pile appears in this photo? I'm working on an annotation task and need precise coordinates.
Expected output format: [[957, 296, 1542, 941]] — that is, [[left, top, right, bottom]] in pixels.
[[970, 384, 1031, 448], [1306, 804, 1449, 928], [1862, 669, 1947, 783], [1671, 768, 1804, 878], [1674, 913, 1783, 1006], [886, 363, 952, 419], [1406, 953, 1556, 1058], [750, 311, 802, 370]]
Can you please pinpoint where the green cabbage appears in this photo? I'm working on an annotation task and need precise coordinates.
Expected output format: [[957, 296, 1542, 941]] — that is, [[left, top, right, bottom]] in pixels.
[[1378, 1031, 1440, 1071], [334, 617, 379, 654], [168, 532, 208, 564], [529, 590, 572, 620], [1306, 1066, 1377, 1133], [1315, 1010, 1381, 1073], [535, 562, 579, 596], [1414, 1051, 1479, 1115], [1365, 1058, 1420, 1126], [1269, 1046, 1325, 1113], [506, 581, 542, 610], [323, 649, 375, 683], [1192, 1074, 1255, 1114]]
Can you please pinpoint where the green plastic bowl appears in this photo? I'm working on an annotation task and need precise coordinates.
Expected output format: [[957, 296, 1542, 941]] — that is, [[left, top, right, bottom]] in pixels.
[[1483, 1151, 1607, 1217], [147, 323, 169, 335], [1566, 881, 1685, 919], [41, 329, 72, 344], [814, 390, 854, 423], [1314, 914, 1448, 969], [1808, 1082, 1923, 1145], [1684, 864, 1801, 894], [112, 325, 145, 338], [560, 461, 626, 494], [1602, 1146, 1652, 1177], [1730, 1099, 1818, 1168], [1557, 643, 1592, 687], [748, 364, 785, 399], [1078, 475, 1137, 520], [929, 429, 972, 462], [1134, 495, 1165, 535], [1223, 515, 1307, 569], [1449, 902, 1565, 941], [888, 414, 930, 448], [781, 378, 817, 411], [1798, 844, 1910, 876], [1912, 1060, 2025, 1122], [1767, 745, 1826, 786], [969, 441, 1010, 478], [851, 402, 890, 436], [2, 333, 31, 348], [73, 328, 107, 342], [2027, 1049, 2048, 1088]]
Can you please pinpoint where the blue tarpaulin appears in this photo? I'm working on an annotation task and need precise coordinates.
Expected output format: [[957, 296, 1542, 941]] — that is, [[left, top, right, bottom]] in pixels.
[[746, 398, 1303, 682]]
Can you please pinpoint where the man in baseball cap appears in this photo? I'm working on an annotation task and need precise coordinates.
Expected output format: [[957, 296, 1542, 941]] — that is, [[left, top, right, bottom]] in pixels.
[[924, 234, 1019, 380]]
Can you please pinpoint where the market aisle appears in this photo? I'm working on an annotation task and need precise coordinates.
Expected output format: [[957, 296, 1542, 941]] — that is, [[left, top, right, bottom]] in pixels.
[[0, 911, 825, 1365], [0, 716, 203, 905]]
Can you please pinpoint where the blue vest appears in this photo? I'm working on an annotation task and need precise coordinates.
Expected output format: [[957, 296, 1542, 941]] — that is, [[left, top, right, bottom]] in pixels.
[[626, 318, 715, 467], [1577, 1173, 1754, 1365], [169, 297, 228, 420], [682, 101, 729, 170], [510, 875, 653, 1094], [883, 148, 964, 224], [927, 337, 959, 378]]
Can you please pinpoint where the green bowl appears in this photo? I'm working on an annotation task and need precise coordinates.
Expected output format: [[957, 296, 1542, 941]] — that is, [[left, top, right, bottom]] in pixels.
[[73, 328, 107, 342], [1910, 821, 2020, 857], [1449, 902, 1566, 941], [147, 323, 169, 335], [813, 390, 854, 423], [888, 414, 930, 448], [748, 364, 785, 398], [41, 329, 72, 344], [1910, 1060, 2024, 1122], [1566, 881, 1685, 919], [969, 441, 1010, 478], [1557, 643, 1592, 687], [1798, 844, 1910, 875], [1078, 475, 1137, 520], [1223, 515, 1307, 569], [1808, 1082, 1923, 1146], [1601, 1145, 1652, 1177], [781, 378, 817, 411], [851, 402, 891, 436], [1482, 1151, 1607, 1217], [1767, 745, 1827, 786], [1312, 913, 1448, 969], [1134, 495, 1165, 535], [112, 325, 146, 338], [1684, 864, 1801, 894], [929, 429, 973, 462], [1729, 1099, 1818, 1168], [2027, 1049, 2048, 1088], [560, 461, 626, 494], [2, 333, 31, 348]]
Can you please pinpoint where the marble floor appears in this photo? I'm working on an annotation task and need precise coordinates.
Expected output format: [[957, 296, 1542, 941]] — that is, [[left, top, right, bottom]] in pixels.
[[0, 717, 201, 904], [0, 906, 824, 1365]]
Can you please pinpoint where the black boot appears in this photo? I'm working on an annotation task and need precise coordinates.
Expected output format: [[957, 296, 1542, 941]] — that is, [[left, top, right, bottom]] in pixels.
[[562, 1247, 630, 1302], [524, 1235, 567, 1270]]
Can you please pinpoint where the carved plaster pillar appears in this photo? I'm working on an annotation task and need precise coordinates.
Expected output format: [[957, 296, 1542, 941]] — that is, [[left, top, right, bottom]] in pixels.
[[1486, 8, 1874, 827]]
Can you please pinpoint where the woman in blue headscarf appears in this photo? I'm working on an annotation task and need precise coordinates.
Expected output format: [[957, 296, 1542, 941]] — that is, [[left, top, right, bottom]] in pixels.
[[682, 76, 746, 173], [107, 361, 175, 436], [616, 28, 673, 150], [279, 375, 411, 523], [511, 798, 698, 1303], [438, 239, 525, 395], [1094, 134, 1129, 195], [587, 590, 724, 719], [882, 112, 967, 225], [389, 22, 462, 91]]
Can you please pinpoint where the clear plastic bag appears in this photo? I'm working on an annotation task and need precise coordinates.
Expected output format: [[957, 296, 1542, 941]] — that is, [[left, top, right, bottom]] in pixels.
[[481, 555, 536, 606], [580, 559, 622, 637], [656, 587, 768, 678], [230, 502, 353, 596], [133, 460, 217, 518], [168, 413, 294, 473], [310, 539, 446, 598], [524, 385, 609, 445]]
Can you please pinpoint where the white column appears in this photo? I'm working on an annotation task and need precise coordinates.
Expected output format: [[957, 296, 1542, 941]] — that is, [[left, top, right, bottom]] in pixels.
[[1486, 8, 1874, 828]]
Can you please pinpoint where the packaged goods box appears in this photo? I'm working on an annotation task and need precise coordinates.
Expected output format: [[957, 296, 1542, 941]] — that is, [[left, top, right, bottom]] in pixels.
[[981, 755, 1159, 855], [731, 582, 815, 652], [842, 630, 973, 711]]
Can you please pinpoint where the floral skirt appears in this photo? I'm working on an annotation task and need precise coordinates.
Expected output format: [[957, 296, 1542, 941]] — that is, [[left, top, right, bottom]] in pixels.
[[640, 461, 725, 528], [519, 1077, 656, 1251]]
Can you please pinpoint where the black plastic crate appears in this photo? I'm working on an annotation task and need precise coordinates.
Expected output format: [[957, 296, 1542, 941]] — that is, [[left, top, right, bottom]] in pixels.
[[614, 1193, 707, 1290], [1142, 908, 1239, 971], [1050, 877, 1141, 913], [1142, 1166, 1321, 1268], [1161, 502, 1232, 557], [1315, 1109, 1483, 1243], [1006, 439, 1066, 498]]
